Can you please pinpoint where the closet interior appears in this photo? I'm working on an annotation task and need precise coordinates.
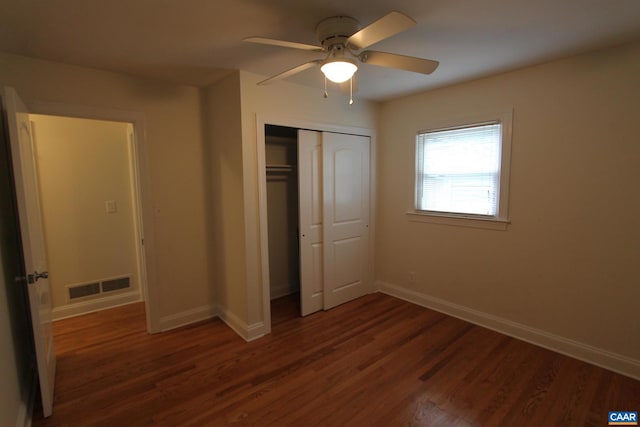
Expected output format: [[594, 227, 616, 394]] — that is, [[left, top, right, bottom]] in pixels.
[[265, 125, 300, 308]]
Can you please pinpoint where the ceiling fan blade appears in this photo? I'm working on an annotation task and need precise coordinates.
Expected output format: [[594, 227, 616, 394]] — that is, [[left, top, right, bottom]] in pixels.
[[244, 37, 323, 52], [257, 60, 322, 85], [347, 11, 416, 50], [360, 50, 439, 75]]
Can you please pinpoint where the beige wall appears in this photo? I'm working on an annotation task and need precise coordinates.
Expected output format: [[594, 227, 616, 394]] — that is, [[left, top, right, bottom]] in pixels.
[[377, 41, 640, 363], [202, 72, 247, 325], [203, 71, 379, 331], [30, 115, 139, 309], [239, 70, 379, 327], [203, 70, 379, 330], [0, 52, 213, 327]]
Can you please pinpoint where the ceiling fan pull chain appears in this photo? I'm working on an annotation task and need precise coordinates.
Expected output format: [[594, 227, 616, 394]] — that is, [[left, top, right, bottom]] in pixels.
[[323, 75, 328, 98], [349, 77, 354, 105]]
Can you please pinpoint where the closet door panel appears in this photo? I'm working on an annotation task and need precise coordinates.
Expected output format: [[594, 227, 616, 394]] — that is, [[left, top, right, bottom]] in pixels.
[[298, 130, 323, 315], [322, 132, 370, 309]]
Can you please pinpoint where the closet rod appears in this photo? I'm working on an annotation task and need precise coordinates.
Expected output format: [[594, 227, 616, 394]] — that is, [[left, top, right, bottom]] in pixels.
[[266, 164, 295, 173]]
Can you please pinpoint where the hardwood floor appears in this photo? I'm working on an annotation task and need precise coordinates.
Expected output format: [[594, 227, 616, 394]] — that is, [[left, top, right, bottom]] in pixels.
[[33, 293, 639, 426]]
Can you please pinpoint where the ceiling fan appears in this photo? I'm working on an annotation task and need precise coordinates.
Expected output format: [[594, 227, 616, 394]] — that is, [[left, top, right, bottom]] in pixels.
[[244, 11, 439, 87]]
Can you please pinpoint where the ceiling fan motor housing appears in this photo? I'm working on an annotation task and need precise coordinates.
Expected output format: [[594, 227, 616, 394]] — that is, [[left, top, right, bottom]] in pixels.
[[316, 16, 360, 51]]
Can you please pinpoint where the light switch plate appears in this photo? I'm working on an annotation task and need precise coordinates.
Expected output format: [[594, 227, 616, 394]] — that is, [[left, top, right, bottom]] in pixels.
[[105, 200, 117, 213]]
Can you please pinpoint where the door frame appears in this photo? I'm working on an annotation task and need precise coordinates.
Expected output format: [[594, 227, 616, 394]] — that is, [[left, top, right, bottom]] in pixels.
[[256, 115, 377, 335], [28, 100, 160, 333]]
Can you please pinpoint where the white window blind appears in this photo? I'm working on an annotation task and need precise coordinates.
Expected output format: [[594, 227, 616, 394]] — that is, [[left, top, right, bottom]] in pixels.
[[416, 122, 502, 217]]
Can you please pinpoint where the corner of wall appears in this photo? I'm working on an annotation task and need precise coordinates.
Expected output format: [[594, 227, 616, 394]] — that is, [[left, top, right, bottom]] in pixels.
[[158, 304, 218, 332], [216, 304, 265, 342], [201, 71, 249, 329]]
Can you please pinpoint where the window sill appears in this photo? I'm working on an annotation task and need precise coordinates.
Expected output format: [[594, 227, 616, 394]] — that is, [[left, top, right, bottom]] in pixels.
[[406, 210, 510, 230]]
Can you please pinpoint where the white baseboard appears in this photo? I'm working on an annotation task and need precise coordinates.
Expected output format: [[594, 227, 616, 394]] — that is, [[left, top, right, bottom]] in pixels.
[[157, 303, 265, 341], [52, 291, 142, 321], [216, 305, 265, 342], [158, 304, 217, 332], [246, 321, 266, 342], [377, 280, 640, 381]]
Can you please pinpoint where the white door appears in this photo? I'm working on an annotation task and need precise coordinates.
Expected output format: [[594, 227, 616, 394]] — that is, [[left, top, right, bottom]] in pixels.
[[298, 130, 324, 315], [3, 87, 56, 417], [322, 132, 370, 309]]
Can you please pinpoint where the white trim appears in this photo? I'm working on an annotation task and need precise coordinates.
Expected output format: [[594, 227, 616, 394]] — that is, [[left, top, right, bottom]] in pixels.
[[52, 291, 142, 321], [377, 280, 640, 381], [406, 210, 510, 230], [216, 305, 266, 342], [26, 100, 159, 333], [158, 304, 217, 332], [256, 114, 376, 336], [246, 322, 266, 342], [127, 125, 148, 305], [411, 109, 513, 226], [256, 117, 271, 335]]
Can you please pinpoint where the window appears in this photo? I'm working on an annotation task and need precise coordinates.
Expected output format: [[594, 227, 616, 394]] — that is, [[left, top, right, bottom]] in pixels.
[[410, 111, 512, 229]]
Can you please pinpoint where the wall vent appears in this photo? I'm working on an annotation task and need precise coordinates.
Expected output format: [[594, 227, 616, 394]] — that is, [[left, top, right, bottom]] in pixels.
[[68, 282, 101, 300], [101, 276, 131, 293]]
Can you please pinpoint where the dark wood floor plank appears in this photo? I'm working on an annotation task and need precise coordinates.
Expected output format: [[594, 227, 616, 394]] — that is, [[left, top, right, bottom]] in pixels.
[[32, 294, 640, 427]]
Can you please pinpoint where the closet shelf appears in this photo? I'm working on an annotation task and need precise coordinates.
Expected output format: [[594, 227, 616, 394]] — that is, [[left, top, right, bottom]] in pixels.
[[266, 164, 296, 173]]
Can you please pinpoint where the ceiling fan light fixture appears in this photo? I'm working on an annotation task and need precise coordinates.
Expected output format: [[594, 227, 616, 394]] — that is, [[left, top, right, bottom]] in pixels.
[[321, 59, 357, 83]]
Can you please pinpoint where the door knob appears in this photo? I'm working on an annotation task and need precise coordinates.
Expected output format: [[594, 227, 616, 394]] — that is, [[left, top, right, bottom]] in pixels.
[[34, 271, 49, 281], [27, 271, 49, 284]]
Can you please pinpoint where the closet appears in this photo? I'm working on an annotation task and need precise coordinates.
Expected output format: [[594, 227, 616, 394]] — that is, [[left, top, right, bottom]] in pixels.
[[265, 125, 300, 301], [264, 124, 371, 319]]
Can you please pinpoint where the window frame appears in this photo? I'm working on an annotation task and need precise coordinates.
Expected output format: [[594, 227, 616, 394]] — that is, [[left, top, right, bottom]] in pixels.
[[407, 110, 513, 230]]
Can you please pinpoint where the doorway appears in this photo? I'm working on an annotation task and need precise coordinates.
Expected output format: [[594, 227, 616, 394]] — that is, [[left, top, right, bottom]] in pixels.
[[5, 88, 157, 417], [29, 114, 147, 321], [23, 99, 158, 333]]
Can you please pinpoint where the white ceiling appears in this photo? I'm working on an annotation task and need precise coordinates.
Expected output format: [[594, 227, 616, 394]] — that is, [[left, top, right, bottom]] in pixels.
[[1, 0, 639, 101]]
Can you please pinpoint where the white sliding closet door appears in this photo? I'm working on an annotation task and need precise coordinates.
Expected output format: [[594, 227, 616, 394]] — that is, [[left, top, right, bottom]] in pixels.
[[298, 130, 324, 315], [322, 132, 370, 309], [298, 130, 371, 313]]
